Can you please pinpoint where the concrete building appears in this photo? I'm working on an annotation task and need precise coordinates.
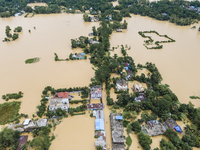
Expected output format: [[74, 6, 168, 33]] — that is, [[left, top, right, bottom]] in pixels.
[[90, 85, 102, 99], [115, 79, 127, 91], [141, 119, 182, 136], [110, 113, 125, 150], [49, 92, 70, 112], [87, 103, 104, 110], [8, 119, 48, 132], [132, 83, 145, 93]]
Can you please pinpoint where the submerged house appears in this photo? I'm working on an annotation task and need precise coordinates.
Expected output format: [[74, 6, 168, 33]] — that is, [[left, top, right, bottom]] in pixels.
[[72, 53, 86, 59], [115, 79, 128, 91], [135, 93, 146, 102], [110, 113, 125, 150], [95, 130, 106, 150], [90, 85, 102, 99], [165, 118, 182, 132], [116, 29, 122, 32], [8, 119, 48, 132], [87, 103, 104, 110], [49, 92, 70, 112], [132, 83, 145, 93], [89, 39, 100, 45], [17, 135, 28, 150], [141, 119, 182, 137], [141, 120, 167, 136]]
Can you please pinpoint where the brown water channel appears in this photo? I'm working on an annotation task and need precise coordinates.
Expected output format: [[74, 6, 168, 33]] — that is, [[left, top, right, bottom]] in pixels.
[[1, 13, 200, 150]]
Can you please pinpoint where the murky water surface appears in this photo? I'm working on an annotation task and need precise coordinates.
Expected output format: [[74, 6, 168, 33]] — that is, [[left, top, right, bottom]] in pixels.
[[0, 12, 200, 149]]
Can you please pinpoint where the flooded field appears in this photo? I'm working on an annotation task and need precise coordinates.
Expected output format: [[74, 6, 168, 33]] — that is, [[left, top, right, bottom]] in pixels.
[[110, 14, 200, 107], [0, 12, 200, 150], [50, 112, 96, 150]]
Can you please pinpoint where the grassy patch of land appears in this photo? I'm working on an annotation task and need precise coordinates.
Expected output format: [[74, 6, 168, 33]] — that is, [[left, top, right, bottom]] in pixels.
[[0, 101, 21, 125], [25, 57, 40, 64]]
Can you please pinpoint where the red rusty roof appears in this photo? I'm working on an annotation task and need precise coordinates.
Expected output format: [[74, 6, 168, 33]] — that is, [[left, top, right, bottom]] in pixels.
[[87, 103, 104, 109], [54, 92, 69, 98], [17, 135, 28, 150]]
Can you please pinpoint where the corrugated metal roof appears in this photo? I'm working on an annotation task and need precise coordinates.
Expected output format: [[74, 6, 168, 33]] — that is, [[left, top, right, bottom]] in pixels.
[[95, 119, 104, 131], [23, 119, 31, 125]]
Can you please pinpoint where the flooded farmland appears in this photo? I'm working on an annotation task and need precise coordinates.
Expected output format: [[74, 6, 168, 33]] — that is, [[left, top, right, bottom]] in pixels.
[[0, 12, 200, 150]]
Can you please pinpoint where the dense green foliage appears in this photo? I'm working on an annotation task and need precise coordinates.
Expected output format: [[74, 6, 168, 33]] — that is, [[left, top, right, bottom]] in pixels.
[[138, 131, 152, 150], [2, 91, 23, 101], [119, 0, 200, 26], [14, 26, 22, 32], [0, 101, 21, 125], [160, 138, 177, 150], [36, 98, 49, 118], [96, 145, 103, 150], [68, 104, 87, 116], [25, 57, 40, 64], [126, 135, 132, 149], [12, 33, 19, 40], [131, 121, 141, 134], [30, 126, 55, 150], [0, 128, 20, 149], [165, 129, 192, 150], [190, 96, 200, 99]]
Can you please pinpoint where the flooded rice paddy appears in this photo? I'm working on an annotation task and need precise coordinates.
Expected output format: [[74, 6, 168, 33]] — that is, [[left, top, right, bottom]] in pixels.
[[0, 12, 200, 149]]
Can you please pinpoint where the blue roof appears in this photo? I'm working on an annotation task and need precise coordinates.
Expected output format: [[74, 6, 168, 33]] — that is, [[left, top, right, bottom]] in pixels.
[[125, 67, 129, 70], [116, 116, 123, 120], [174, 126, 181, 132], [81, 53, 85, 55], [95, 119, 104, 131]]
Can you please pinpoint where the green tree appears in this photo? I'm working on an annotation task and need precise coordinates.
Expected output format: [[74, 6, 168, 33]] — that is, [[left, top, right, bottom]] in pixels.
[[24, 6, 33, 13], [131, 121, 141, 134], [12, 33, 19, 40], [96, 145, 103, 150], [138, 131, 152, 150], [0, 127, 20, 149]]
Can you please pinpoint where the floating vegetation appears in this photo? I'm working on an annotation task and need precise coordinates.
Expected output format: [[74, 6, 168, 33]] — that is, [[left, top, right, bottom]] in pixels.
[[138, 30, 176, 49], [25, 57, 40, 64], [190, 96, 200, 99]]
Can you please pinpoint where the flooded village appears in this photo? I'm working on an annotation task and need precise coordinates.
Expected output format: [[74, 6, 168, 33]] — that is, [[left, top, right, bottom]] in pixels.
[[0, 0, 200, 150]]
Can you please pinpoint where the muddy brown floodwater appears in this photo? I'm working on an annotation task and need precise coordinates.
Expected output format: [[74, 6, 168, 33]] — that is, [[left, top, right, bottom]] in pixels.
[[1, 12, 200, 150]]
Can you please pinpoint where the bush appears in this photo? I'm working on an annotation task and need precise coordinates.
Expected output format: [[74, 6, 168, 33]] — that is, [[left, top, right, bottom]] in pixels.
[[131, 121, 141, 134]]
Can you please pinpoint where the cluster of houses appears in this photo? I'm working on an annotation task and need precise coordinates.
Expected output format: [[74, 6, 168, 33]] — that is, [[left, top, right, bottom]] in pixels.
[[185, 6, 200, 14], [8, 118, 48, 132], [132, 83, 146, 102], [110, 113, 125, 150], [72, 53, 86, 60], [88, 85, 106, 149], [89, 15, 99, 22], [124, 62, 133, 81], [87, 104, 106, 150], [141, 119, 182, 137]]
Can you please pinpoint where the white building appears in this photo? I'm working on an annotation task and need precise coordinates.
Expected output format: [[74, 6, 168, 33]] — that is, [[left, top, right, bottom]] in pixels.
[[49, 98, 69, 112]]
